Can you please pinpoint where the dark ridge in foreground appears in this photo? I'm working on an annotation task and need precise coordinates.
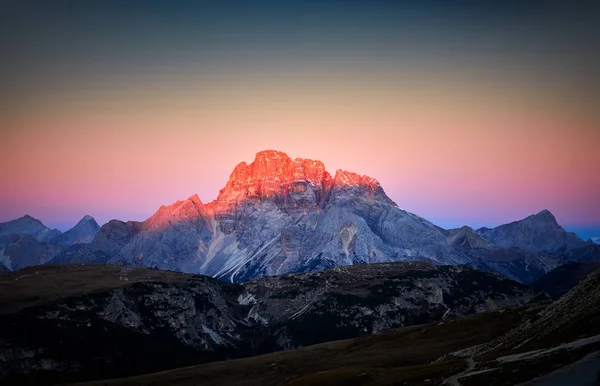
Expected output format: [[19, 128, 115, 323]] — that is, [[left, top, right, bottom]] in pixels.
[[532, 262, 600, 299], [0, 262, 544, 385], [73, 268, 600, 386]]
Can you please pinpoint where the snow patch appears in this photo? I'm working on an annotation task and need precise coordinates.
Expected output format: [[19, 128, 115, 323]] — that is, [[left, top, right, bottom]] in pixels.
[[0, 248, 12, 271], [201, 325, 224, 345], [339, 225, 357, 261], [496, 333, 600, 363], [237, 293, 257, 305]]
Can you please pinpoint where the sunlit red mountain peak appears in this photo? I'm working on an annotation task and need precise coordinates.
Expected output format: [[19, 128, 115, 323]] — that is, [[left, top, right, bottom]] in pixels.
[[142, 194, 206, 231], [215, 150, 389, 204], [145, 150, 398, 234]]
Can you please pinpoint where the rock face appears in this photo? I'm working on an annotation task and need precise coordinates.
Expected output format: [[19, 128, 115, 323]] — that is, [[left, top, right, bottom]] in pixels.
[[0, 216, 101, 270], [0, 263, 544, 385], [4, 151, 595, 285], [476, 209, 586, 254], [52, 150, 463, 282], [441, 226, 560, 284], [0, 215, 61, 247], [560, 244, 600, 264], [51, 215, 100, 246], [42, 151, 595, 284], [0, 235, 60, 270]]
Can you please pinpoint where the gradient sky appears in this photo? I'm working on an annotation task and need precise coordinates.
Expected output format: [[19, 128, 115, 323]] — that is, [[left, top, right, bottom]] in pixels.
[[1, 1, 599, 238]]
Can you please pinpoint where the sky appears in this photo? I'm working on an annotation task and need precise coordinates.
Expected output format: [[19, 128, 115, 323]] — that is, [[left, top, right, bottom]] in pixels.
[[1, 1, 599, 238]]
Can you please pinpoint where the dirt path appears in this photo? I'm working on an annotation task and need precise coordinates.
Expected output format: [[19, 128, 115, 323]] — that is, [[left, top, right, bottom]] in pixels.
[[443, 357, 476, 386], [520, 350, 600, 386]]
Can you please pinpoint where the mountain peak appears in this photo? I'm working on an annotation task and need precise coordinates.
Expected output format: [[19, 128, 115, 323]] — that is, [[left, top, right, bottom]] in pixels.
[[526, 209, 558, 226], [333, 169, 380, 188], [20, 214, 42, 225], [253, 149, 291, 164], [187, 194, 203, 206], [0, 215, 60, 245], [52, 216, 100, 247], [216, 150, 331, 202], [79, 215, 96, 223], [477, 209, 585, 253]]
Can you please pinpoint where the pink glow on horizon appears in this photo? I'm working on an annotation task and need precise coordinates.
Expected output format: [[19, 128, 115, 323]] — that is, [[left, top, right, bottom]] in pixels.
[[1, 79, 599, 231]]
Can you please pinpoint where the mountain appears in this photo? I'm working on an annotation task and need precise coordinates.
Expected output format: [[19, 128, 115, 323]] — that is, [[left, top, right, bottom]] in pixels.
[[0, 234, 61, 270], [51, 150, 465, 282], [0, 216, 101, 271], [476, 209, 587, 253], [44, 151, 590, 284], [440, 226, 560, 284], [0, 215, 62, 270], [0, 215, 61, 247], [591, 236, 600, 244], [560, 243, 600, 263], [0, 262, 544, 385], [532, 262, 600, 298], [70, 266, 600, 386], [51, 215, 100, 246]]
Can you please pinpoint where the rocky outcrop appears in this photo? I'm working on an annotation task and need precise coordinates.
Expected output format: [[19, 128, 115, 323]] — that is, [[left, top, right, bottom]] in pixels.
[[476, 209, 586, 254], [0, 262, 544, 385]]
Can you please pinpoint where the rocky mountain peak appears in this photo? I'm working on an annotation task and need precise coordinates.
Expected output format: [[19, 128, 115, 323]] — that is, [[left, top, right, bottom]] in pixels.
[[80, 215, 95, 222], [477, 209, 585, 253], [75, 215, 99, 228], [526, 209, 559, 226], [143, 195, 206, 231], [0, 215, 61, 245], [215, 150, 333, 204], [51, 215, 100, 247], [332, 169, 380, 188]]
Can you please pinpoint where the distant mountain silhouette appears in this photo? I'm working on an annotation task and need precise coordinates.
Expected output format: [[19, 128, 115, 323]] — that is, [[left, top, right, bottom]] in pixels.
[[51, 215, 100, 246], [0, 215, 99, 270], [0, 215, 61, 247], [532, 262, 600, 299], [476, 209, 586, 253]]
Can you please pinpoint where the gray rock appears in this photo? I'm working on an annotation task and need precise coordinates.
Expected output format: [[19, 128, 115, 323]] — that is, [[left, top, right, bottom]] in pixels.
[[0, 215, 61, 247], [78, 151, 468, 282], [476, 209, 586, 253], [51, 215, 100, 247], [0, 262, 545, 384]]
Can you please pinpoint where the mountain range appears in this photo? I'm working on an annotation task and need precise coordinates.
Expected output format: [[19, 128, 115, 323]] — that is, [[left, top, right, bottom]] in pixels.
[[0, 215, 99, 270], [1, 150, 598, 285], [1, 150, 600, 385]]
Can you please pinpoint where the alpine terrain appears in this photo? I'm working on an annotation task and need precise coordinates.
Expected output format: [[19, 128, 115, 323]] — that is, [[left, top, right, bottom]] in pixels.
[[13, 150, 592, 285], [0, 262, 545, 385]]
